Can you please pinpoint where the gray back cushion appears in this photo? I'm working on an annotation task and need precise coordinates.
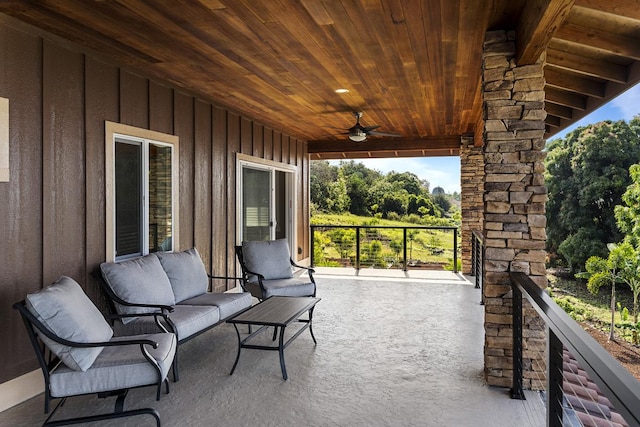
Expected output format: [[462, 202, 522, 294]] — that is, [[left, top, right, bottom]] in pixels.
[[242, 239, 293, 280], [100, 254, 175, 323], [156, 248, 209, 303], [26, 276, 113, 371]]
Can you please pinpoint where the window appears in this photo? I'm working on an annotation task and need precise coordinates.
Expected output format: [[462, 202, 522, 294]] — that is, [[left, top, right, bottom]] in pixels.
[[105, 122, 179, 262], [237, 154, 296, 249]]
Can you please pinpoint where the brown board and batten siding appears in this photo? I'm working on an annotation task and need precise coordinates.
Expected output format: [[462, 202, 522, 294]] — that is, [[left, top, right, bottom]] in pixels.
[[0, 21, 43, 383], [85, 58, 119, 307], [0, 17, 310, 384]]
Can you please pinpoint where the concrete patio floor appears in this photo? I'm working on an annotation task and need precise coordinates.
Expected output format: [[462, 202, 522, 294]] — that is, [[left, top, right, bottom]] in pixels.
[[2, 270, 545, 426]]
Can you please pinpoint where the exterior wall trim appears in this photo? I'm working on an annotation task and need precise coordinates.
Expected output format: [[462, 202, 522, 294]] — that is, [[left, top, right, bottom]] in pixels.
[[0, 370, 43, 413]]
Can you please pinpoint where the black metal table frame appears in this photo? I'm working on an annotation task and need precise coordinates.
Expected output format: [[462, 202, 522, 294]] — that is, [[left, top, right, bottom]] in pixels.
[[227, 296, 320, 380]]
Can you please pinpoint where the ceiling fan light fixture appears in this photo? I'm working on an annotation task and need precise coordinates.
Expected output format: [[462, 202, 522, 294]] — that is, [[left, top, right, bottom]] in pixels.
[[334, 88, 349, 94], [348, 132, 367, 142]]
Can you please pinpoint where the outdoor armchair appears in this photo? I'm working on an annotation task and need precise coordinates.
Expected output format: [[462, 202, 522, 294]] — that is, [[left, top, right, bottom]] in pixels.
[[235, 238, 316, 301], [13, 276, 176, 427]]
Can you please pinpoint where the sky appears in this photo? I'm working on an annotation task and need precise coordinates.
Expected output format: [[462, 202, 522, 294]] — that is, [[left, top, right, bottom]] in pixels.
[[328, 84, 640, 195]]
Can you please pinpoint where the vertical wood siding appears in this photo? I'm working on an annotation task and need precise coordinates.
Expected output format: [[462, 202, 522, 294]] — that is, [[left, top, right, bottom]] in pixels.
[[173, 92, 195, 252], [84, 58, 119, 304], [211, 107, 228, 290], [0, 22, 310, 383], [226, 113, 240, 278], [42, 42, 85, 287], [0, 25, 43, 383], [194, 100, 213, 274]]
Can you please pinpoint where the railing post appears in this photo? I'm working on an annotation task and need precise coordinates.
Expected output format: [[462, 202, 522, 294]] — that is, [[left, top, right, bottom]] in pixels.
[[480, 241, 485, 303], [403, 228, 408, 271], [472, 233, 478, 277], [453, 229, 458, 273], [355, 227, 361, 270], [547, 330, 564, 427], [511, 282, 526, 400], [310, 226, 315, 267]]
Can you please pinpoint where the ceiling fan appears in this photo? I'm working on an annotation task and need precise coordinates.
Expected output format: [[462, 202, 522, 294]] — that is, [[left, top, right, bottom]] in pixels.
[[344, 112, 401, 142]]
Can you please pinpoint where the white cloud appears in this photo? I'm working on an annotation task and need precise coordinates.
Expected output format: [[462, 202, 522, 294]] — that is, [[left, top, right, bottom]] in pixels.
[[611, 84, 640, 121]]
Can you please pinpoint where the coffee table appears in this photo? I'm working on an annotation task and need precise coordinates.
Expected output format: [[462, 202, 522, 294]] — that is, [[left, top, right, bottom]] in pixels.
[[226, 296, 320, 380]]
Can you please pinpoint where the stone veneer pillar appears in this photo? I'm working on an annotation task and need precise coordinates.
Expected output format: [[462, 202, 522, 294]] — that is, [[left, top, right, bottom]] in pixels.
[[460, 136, 484, 274], [482, 30, 548, 390]]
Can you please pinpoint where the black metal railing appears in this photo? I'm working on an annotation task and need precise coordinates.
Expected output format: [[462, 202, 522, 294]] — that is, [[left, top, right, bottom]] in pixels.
[[310, 225, 459, 273], [471, 230, 484, 298], [510, 272, 640, 427]]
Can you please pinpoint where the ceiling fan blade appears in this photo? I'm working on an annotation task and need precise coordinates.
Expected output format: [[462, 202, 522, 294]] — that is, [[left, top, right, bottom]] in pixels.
[[367, 130, 402, 137], [363, 125, 380, 132]]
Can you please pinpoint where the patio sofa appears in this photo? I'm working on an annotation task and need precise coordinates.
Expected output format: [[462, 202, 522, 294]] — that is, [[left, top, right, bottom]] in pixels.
[[98, 248, 253, 380]]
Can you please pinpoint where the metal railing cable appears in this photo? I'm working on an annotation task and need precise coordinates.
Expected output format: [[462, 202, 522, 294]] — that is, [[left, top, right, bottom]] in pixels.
[[310, 224, 458, 273], [511, 272, 640, 427]]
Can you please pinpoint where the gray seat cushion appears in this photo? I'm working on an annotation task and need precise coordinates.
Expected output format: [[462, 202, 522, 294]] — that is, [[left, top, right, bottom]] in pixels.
[[246, 277, 315, 299], [242, 239, 293, 280], [25, 276, 113, 372], [179, 292, 253, 319], [156, 248, 209, 303], [49, 332, 176, 398], [100, 254, 176, 324], [112, 305, 220, 342]]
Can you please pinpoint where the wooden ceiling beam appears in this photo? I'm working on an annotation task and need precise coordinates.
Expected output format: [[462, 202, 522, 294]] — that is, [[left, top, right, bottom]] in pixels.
[[545, 87, 587, 110], [545, 102, 573, 120], [546, 48, 627, 83], [516, 0, 575, 65], [309, 146, 461, 160], [574, 0, 640, 21], [555, 22, 640, 61], [307, 136, 461, 155], [544, 67, 605, 98], [545, 115, 562, 127]]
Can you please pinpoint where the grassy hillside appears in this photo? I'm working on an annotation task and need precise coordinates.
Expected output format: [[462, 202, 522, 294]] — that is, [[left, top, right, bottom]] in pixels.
[[311, 213, 460, 269]]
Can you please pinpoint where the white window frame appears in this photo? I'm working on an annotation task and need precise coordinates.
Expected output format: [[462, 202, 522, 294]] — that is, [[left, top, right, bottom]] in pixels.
[[105, 121, 179, 262], [236, 153, 297, 253]]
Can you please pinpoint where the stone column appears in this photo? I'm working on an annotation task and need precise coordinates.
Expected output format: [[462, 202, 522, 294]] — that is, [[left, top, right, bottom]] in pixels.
[[460, 135, 484, 274], [482, 30, 548, 390]]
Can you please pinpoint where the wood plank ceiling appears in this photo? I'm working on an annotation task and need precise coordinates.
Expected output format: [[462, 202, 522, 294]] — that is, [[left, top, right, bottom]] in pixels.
[[0, 0, 638, 159]]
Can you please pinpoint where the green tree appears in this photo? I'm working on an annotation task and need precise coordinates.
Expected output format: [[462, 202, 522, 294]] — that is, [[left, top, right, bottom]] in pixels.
[[579, 243, 628, 341], [367, 180, 395, 214], [432, 193, 451, 215], [407, 194, 439, 217], [381, 193, 406, 217], [346, 173, 369, 215], [390, 239, 403, 262], [386, 171, 428, 196], [364, 240, 384, 267], [313, 231, 332, 265], [615, 163, 640, 248], [545, 119, 640, 272], [326, 168, 350, 213], [615, 243, 640, 344], [329, 228, 356, 259], [613, 163, 640, 343], [310, 161, 337, 212], [339, 160, 383, 216]]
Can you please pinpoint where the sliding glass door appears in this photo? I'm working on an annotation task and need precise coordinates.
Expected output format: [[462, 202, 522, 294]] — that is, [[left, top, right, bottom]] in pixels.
[[238, 156, 296, 252]]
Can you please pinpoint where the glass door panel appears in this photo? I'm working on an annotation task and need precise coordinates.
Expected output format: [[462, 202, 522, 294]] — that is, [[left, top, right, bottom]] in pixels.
[[242, 167, 272, 241]]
